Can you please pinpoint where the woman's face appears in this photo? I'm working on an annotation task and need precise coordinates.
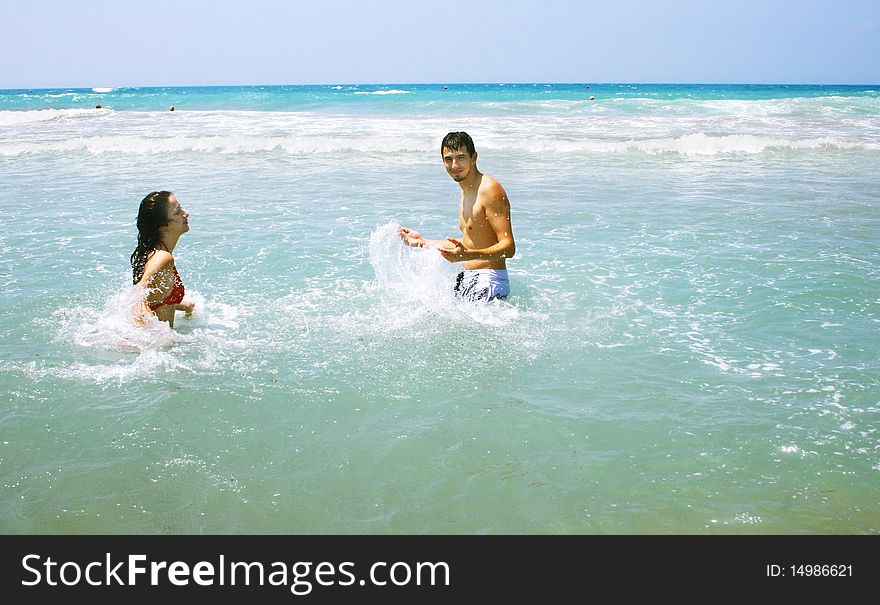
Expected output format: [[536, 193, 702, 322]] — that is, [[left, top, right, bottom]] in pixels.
[[164, 194, 190, 235]]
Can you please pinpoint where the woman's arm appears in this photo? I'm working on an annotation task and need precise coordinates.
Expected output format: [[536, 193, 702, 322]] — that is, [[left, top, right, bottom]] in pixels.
[[138, 251, 176, 309], [174, 299, 195, 316]]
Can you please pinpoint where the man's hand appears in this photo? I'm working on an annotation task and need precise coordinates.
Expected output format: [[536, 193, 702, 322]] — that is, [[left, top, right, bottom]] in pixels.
[[398, 226, 428, 248], [439, 237, 471, 263], [398, 226, 425, 247]]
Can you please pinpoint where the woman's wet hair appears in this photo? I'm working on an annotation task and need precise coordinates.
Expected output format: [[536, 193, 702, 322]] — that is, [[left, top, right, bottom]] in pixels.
[[131, 191, 173, 284]]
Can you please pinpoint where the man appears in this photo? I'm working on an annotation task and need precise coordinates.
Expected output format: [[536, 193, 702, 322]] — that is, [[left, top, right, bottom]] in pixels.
[[399, 132, 516, 302]]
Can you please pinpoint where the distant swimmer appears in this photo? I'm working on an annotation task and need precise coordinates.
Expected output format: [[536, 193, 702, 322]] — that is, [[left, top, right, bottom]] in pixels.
[[399, 131, 516, 302], [589, 96, 595, 101], [131, 191, 194, 328], [95, 104, 102, 109], [169, 106, 175, 111]]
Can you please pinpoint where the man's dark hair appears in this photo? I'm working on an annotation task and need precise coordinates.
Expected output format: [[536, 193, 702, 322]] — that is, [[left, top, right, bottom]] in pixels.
[[441, 131, 476, 156]]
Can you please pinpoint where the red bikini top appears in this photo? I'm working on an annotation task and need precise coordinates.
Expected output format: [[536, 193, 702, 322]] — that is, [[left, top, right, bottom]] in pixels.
[[148, 265, 185, 310]]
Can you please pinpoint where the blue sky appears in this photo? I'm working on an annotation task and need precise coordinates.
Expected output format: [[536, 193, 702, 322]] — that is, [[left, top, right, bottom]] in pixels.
[[1, 0, 877, 87]]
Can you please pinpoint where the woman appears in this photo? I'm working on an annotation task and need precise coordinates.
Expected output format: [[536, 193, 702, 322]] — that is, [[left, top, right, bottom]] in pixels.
[[131, 191, 194, 327]]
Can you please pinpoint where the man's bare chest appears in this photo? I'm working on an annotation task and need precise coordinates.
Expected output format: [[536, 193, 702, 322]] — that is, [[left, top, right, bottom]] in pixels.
[[459, 198, 488, 231]]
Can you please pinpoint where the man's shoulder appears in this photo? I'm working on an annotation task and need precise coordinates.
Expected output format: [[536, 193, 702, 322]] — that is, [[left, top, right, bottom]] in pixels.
[[478, 175, 509, 205], [480, 174, 503, 190]]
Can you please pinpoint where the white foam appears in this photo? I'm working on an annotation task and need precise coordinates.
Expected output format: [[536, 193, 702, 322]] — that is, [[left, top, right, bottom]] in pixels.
[[535, 133, 880, 156], [0, 134, 430, 156], [353, 90, 411, 95], [4, 103, 878, 158], [0, 108, 106, 126], [177, 293, 241, 332], [3, 129, 875, 158], [30, 349, 180, 385]]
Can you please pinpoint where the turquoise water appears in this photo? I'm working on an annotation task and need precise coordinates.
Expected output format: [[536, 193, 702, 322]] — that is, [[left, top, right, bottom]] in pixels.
[[1, 84, 878, 534]]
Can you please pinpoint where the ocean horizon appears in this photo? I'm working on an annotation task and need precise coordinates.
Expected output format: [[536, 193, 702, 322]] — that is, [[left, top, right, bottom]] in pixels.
[[3, 82, 878, 108], [1, 82, 878, 534]]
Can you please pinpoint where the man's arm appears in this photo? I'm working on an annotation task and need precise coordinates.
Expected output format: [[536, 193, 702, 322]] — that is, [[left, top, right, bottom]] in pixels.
[[398, 226, 453, 249], [440, 188, 515, 262]]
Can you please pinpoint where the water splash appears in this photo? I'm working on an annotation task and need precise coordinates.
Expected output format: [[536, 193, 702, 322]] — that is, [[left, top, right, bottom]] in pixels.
[[368, 221, 524, 328], [369, 222, 455, 305], [54, 285, 176, 352], [41, 284, 246, 385]]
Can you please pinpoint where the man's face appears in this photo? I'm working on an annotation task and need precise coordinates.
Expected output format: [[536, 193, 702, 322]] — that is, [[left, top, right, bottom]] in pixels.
[[442, 146, 476, 182]]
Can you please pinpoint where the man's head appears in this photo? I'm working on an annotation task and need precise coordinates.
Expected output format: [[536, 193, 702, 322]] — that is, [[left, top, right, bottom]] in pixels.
[[441, 131, 477, 182]]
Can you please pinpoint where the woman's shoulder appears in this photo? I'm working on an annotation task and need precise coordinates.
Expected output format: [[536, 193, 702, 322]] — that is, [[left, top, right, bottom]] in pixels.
[[145, 249, 175, 270]]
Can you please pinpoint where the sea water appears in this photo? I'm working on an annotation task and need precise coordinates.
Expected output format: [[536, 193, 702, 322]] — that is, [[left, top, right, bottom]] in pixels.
[[1, 84, 878, 533]]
